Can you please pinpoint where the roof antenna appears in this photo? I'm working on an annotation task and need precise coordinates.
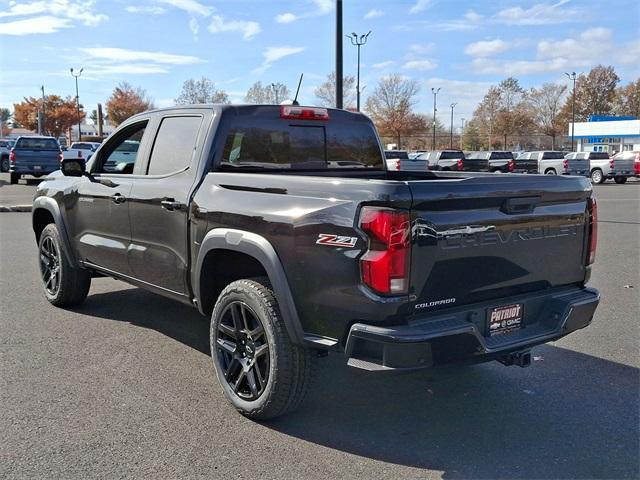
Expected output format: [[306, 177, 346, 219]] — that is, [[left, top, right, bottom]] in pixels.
[[292, 73, 304, 105]]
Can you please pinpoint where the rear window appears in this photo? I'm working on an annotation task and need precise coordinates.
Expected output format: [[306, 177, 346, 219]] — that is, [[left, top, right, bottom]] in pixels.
[[384, 151, 409, 160], [489, 152, 514, 160], [220, 117, 383, 170], [15, 137, 59, 150], [589, 152, 610, 159], [440, 151, 464, 160], [542, 151, 564, 160]]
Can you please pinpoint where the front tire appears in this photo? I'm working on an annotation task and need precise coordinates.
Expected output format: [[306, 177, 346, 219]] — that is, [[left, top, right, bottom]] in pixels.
[[614, 176, 627, 184], [590, 169, 604, 184], [210, 277, 315, 420], [545, 168, 557, 175], [38, 224, 91, 307]]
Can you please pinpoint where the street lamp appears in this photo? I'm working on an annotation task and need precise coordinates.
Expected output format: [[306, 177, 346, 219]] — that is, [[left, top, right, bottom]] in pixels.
[[565, 71, 577, 152], [449, 102, 457, 149], [461, 117, 466, 150], [431, 87, 440, 150], [347, 30, 371, 111], [271, 83, 279, 104], [70, 67, 83, 142]]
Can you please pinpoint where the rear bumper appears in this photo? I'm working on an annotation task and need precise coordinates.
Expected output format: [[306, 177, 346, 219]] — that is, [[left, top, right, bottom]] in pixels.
[[345, 287, 599, 371]]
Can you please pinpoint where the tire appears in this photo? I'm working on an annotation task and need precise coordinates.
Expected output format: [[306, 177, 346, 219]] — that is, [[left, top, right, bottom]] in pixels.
[[210, 277, 315, 420], [545, 168, 557, 175], [38, 224, 91, 307], [0, 158, 9, 173], [10, 172, 19, 184], [590, 169, 604, 184], [614, 176, 627, 184]]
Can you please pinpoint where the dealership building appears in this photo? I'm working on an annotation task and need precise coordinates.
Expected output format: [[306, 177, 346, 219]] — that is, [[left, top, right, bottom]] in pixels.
[[570, 116, 640, 153]]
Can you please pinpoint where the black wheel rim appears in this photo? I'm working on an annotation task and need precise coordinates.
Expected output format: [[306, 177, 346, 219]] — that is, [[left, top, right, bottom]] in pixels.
[[215, 301, 270, 401], [39, 236, 60, 296]]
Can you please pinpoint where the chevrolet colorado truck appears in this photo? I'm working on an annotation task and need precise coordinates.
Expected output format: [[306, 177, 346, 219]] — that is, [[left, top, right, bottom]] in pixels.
[[32, 105, 600, 419]]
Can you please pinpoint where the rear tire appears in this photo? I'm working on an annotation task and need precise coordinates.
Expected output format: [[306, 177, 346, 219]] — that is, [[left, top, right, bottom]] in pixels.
[[10, 172, 19, 184], [38, 224, 91, 307], [590, 169, 605, 184], [0, 157, 9, 173], [614, 176, 627, 184], [210, 277, 315, 420], [545, 168, 557, 175]]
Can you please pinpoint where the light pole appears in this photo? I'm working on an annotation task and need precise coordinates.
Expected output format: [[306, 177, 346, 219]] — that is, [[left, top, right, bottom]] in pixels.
[[565, 71, 577, 151], [347, 31, 371, 111], [70, 67, 83, 141], [449, 103, 457, 149], [461, 117, 466, 150], [431, 87, 440, 150], [40, 85, 46, 135], [271, 83, 279, 104], [335, 0, 343, 109]]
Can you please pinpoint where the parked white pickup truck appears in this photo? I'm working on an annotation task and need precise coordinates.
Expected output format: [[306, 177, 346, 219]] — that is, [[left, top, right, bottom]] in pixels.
[[565, 151, 635, 184], [63, 142, 101, 162]]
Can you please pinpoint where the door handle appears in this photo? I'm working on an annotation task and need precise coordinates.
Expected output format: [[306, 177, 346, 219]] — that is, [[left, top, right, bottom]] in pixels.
[[161, 199, 183, 211], [111, 193, 126, 205]]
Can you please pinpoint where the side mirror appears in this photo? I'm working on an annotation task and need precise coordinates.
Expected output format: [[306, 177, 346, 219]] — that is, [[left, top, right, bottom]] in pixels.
[[61, 158, 86, 177]]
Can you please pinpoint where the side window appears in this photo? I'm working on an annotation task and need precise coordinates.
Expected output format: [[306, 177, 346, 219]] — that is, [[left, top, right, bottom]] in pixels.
[[95, 121, 148, 174], [147, 116, 203, 176]]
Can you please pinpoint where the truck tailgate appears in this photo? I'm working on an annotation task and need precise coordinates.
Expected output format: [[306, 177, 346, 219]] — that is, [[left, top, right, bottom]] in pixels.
[[407, 175, 591, 312]]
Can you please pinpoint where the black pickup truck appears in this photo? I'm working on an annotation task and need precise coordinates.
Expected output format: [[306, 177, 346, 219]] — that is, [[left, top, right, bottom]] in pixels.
[[32, 105, 599, 419]]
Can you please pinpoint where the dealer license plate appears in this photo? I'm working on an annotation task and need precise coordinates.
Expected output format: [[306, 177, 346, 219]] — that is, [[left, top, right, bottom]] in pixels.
[[487, 303, 523, 336]]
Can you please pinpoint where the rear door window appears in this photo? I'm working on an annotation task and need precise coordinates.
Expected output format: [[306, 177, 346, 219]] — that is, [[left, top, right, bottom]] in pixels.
[[147, 116, 203, 175]]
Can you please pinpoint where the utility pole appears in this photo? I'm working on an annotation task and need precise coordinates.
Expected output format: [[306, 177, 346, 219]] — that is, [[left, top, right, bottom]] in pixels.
[[431, 87, 440, 150], [70, 67, 83, 142], [40, 85, 46, 135], [460, 117, 466, 150], [335, 0, 343, 109], [347, 31, 371, 111], [449, 103, 457, 149], [565, 71, 577, 152]]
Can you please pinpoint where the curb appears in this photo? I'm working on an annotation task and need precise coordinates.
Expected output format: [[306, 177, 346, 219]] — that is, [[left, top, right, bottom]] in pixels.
[[0, 205, 32, 212]]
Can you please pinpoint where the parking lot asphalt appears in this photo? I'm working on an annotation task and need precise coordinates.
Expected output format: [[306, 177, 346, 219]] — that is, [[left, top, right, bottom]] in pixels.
[[0, 180, 638, 479]]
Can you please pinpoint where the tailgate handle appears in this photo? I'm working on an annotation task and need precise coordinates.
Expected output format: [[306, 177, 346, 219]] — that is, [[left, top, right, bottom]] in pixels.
[[501, 196, 540, 214]]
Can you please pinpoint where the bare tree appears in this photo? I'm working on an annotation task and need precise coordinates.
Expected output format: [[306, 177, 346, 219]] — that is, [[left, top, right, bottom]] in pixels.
[[314, 72, 356, 108], [528, 83, 568, 149], [364, 74, 422, 148], [244, 81, 290, 104], [175, 77, 229, 105]]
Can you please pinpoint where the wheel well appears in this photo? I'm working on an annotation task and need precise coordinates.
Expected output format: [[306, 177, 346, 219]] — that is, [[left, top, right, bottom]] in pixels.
[[33, 208, 55, 243], [199, 249, 268, 316], [545, 168, 556, 173]]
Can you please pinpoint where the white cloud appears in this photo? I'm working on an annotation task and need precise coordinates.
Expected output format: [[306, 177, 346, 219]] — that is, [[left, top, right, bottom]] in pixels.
[[409, 0, 433, 14], [0, 15, 71, 35], [496, 0, 577, 25], [189, 17, 199, 37], [153, 0, 213, 16], [471, 57, 569, 76], [89, 64, 169, 75], [253, 46, 305, 75], [372, 60, 394, 69], [422, 78, 494, 119], [0, 0, 107, 30], [537, 27, 611, 61], [403, 60, 437, 71], [275, 13, 297, 23], [125, 6, 167, 15], [208, 15, 261, 40], [407, 43, 435, 56], [364, 9, 384, 20], [274, 0, 333, 24], [81, 47, 204, 64], [464, 39, 511, 57], [464, 10, 483, 23]]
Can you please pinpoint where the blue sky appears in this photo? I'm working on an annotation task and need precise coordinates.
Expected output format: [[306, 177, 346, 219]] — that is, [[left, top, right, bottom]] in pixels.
[[1, 0, 639, 125]]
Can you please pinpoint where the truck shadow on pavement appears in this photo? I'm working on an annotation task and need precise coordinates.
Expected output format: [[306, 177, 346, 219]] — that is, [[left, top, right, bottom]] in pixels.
[[81, 287, 639, 480]]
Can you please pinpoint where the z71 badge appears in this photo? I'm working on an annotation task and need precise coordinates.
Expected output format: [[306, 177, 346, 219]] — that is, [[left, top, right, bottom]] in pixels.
[[316, 234, 358, 247]]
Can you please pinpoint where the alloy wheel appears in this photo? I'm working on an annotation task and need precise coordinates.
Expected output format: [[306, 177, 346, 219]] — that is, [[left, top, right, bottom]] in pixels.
[[215, 301, 270, 401], [39, 236, 61, 296]]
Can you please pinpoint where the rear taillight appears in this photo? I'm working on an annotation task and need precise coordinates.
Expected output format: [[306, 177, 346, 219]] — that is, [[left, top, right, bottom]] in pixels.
[[508, 159, 515, 172], [587, 197, 598, 265], [634, 154, 640, 174], [280, 105, 329, 121], [609, 159, 615, 170], [457, 159, 463, 170], [359, 207, 411, 295], [563, 159, 568, 171], [9, 150, 15, 164], [58, 152, 63, 162]]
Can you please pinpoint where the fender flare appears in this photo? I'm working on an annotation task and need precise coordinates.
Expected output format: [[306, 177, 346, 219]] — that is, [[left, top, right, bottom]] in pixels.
[[194, 229, 304, 344], [32, 197, 79, 268]]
